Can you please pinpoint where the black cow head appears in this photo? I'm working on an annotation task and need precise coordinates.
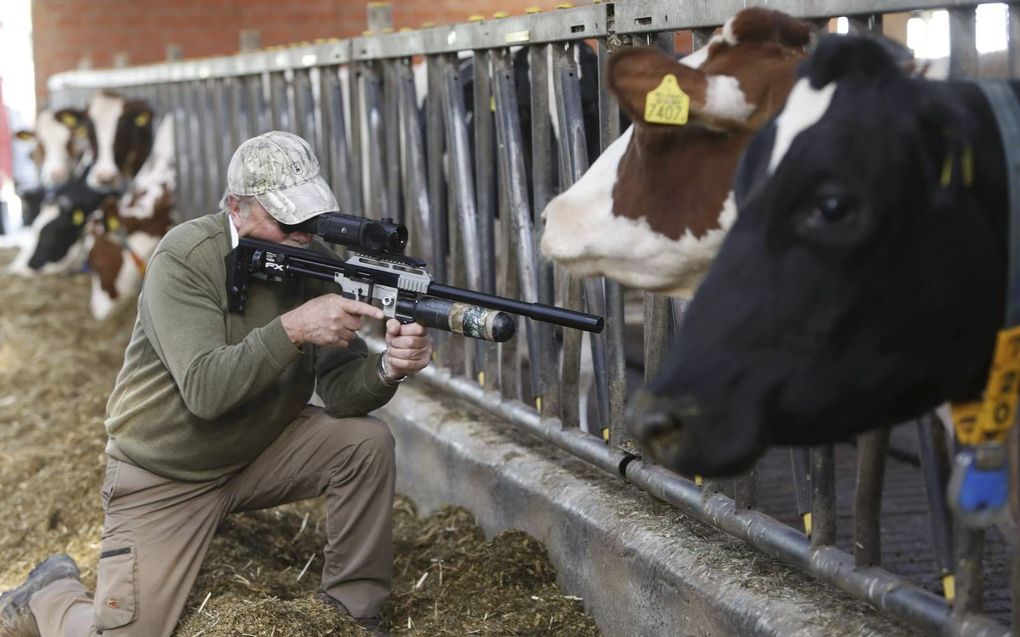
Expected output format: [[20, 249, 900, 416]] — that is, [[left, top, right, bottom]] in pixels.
[[27, 166, 113, 271], [627, 35, 1010, 476]]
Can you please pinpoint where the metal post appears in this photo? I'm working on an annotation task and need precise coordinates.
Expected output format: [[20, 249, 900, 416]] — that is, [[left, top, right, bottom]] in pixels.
[[853, 428, 889, 567], [917, 413, 955, 599], [597, 36, 629, 448], [395, 60, 432, 263], [169, 82, 192, 222], [810, 445, 837, 547], [949, 7, 979, 79], [473, 51, 498, 390], [552, 41, 609, 435], [227, 77, 244, 155], [529, 43, 560, 416], [1009, 3, 1020, 78], [269, 71, 289, 132], [425, 55, 449, 363], [440, 52, 480, 378], [188, 82, 209, 216], [492, 48, 543, 403], [350, 62, 366, 216], [322, 67, 354, 214], [362, 61, 390, 220], [791, 447, 813, 535], [383, 61, 403, 224], [953, 522, 986, 616], [293, 68, 317, 148], [204, 81, 224, 210]]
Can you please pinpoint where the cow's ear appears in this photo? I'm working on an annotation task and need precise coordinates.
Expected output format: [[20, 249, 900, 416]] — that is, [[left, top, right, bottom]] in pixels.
[[608, 47, 709, 126], [726, 7, 811, 50], [14, 129, 34, 141], [806, 35, 902, 88], [608, 46, 755, 130], [53, 108, 85, 129]]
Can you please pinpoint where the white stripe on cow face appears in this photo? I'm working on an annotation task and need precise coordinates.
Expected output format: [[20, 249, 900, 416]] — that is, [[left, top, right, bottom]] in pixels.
[[87, 93, 126, 190], [35, 111, 74, 187], [540, 125, 736, 296], [768, 78, 838, 174]]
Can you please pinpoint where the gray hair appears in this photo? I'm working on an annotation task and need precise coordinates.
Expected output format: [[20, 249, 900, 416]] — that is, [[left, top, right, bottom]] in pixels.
[[219, 190, 258, 216]]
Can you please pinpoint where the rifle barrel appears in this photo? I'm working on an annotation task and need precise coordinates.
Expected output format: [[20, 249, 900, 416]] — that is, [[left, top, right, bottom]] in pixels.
[[428, 282, 603, 333]]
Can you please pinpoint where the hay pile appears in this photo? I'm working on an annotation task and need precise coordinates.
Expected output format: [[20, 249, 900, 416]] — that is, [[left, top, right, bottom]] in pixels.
[[0, 249, 599, 636]]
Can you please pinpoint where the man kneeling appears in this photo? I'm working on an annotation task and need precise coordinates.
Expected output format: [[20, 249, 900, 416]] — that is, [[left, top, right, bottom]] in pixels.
[[0, 132, 431, 637]]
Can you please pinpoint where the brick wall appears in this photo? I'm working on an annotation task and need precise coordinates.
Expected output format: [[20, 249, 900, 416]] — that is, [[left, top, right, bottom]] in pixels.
[[33, 0, 597, 105]]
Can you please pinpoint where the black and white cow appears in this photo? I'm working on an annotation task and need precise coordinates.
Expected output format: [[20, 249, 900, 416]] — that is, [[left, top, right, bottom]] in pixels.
[[10, 93, 156, 274], [628, 34, 1013, 476]]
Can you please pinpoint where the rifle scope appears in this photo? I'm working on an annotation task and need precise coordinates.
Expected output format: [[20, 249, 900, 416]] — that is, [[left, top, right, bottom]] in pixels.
[[281, 212, 407, 255]]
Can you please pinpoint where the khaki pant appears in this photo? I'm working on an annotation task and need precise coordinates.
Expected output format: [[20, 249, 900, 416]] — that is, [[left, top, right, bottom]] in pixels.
[[28, 407, 395, 637]]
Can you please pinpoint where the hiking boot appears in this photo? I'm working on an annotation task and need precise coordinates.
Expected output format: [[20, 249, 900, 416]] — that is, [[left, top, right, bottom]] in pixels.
[[0, 555, 81, 637], [318, 592, 390, 637]]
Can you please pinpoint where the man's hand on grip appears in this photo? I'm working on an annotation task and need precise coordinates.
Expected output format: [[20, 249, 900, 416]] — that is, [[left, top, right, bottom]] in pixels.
[[384, 319, 432, 378], [281, 294, 384, 347]]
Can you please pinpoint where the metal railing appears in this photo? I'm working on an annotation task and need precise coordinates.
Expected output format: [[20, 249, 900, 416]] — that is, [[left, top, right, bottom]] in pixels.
[[48, 2, 1017, 635]]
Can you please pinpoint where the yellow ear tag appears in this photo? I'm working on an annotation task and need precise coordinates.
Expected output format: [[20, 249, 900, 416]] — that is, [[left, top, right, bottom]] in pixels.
[[644, 74, 690, 126], [75, 126, 88, 139], [60, 113, 78, 127], [15, 130, 34, 141], [72, 209, 86, 226], [107, 217, 120, 232], [490, 96, 496, 112], [134, 112, 151, 127]]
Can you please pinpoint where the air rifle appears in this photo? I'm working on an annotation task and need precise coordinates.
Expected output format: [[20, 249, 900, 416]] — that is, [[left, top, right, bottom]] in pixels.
[[226, 213, 603, 342]]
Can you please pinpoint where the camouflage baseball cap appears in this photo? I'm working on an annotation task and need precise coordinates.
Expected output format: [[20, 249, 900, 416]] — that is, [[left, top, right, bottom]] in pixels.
[[226, 131, 338, 224]]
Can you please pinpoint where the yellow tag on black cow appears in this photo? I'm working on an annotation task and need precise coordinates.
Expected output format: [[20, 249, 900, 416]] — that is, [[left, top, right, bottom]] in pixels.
[[72, 209, 86, 226], [60, 112, 78, 127], [134, 112, 151, 127], [107, 217, 120, 232], [992, 324, 1020, 366], [950, 402, 982, 446], [644, 75, 690, 126]]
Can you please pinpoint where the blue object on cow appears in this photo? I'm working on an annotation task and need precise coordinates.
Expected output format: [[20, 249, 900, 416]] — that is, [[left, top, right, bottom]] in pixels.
[[947, 444, 1009, 528]]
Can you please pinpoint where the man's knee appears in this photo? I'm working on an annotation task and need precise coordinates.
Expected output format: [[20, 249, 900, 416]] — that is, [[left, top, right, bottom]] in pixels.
[[326, 416, 395, 471]]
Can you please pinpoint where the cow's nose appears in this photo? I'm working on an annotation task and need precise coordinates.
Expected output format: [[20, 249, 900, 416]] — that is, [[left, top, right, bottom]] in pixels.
[[626, 390, 691, 466]]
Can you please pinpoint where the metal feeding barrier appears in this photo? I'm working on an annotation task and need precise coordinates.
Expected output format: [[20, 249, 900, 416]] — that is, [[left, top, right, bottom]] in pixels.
[[48, 1, 1017, 634]]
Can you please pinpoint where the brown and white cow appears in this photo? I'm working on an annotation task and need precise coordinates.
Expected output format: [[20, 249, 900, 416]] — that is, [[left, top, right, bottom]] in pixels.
[[14, 108, 91, 187], [85, 90, 155, 192], [86, 115, 175, 320], [9, 93, 157, 276], [540, 8, 811, 297]]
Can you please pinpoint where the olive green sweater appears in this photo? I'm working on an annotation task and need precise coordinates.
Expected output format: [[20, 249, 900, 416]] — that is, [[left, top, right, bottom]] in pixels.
[[104, 212, 398, 481]]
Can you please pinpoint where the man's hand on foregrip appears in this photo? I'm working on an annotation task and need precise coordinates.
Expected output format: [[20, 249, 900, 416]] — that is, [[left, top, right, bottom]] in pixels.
[[281, 294, 384, 347], [383, 319, 432, 379]]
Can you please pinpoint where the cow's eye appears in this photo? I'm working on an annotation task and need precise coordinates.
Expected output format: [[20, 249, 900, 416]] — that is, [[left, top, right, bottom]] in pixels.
[[794, 190, 869, 246], [816, 196, 852, 222], [798, 193, 858, 231]]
